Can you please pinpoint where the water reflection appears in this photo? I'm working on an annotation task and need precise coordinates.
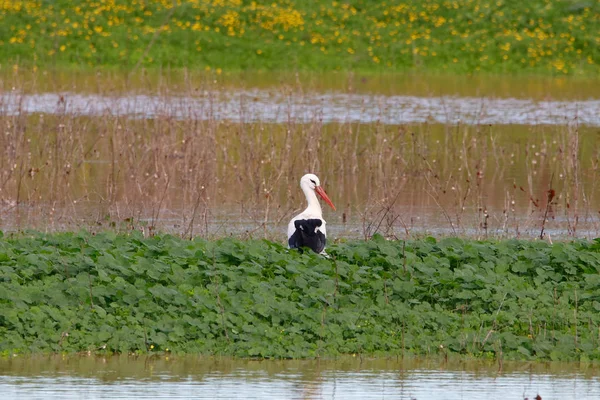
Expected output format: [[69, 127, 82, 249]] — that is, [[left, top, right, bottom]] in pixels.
[[1, 356, 599, 399]]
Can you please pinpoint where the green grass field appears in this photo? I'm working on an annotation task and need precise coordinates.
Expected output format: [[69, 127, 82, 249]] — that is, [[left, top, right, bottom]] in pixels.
[[2, 231, 600, 361], [1, 0, 599, 75]]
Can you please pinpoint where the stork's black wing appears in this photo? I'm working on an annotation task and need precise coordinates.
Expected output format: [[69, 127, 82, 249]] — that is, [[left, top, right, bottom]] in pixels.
[[288, 219, 326, 254]]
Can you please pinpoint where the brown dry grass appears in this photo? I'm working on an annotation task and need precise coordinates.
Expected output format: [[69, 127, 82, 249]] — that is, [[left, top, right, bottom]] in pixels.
[[1, 71, 599, 241]]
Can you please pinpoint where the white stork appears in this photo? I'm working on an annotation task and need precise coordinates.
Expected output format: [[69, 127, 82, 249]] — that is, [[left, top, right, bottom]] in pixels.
[[287, 173, 336, 254]]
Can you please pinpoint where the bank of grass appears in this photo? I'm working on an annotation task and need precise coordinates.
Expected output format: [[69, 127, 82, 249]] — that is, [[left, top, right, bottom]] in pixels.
[[1, 1, 599, 75], [1, 231, 600, 361]]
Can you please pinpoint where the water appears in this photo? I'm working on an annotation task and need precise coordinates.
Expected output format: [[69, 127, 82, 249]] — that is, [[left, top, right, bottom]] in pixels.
[[1, 356, 599, 399], [1, 89, 599, 126]]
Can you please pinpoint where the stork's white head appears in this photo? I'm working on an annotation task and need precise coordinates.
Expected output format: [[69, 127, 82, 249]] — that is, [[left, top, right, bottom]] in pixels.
[[300, 173, 336, 211], [300, 173, 321, 190]]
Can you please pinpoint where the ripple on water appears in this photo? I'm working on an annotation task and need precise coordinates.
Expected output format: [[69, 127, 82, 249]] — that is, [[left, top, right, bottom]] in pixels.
[[2, 362, 600, 400], [2, 90, 600, 126]]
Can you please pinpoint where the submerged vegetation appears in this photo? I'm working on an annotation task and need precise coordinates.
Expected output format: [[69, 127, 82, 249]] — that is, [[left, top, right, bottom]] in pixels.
[[0, 0, 599, 75], [1, 231, 600, 361]]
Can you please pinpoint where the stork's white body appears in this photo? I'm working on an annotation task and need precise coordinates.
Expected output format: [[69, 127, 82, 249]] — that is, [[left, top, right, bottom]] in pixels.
[[287, 174, 334, 254]]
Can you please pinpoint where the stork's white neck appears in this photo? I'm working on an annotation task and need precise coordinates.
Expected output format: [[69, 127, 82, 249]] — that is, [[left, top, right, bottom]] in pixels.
[[301, 181, 323, 217]]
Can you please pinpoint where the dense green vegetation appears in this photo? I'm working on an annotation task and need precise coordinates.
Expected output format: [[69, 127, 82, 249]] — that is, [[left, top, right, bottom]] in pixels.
[[0, 0, 598, 75], [1, 231, 600, 361]]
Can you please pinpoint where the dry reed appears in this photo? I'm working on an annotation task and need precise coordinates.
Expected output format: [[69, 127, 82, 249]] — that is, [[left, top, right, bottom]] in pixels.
[[0, 70, 598, 241]]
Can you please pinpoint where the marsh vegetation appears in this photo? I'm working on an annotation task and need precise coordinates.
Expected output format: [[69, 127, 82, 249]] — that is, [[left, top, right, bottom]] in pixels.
[[2, 231, 600, 361], [1, 69, 600, 365], [1, 70, 600, 240]]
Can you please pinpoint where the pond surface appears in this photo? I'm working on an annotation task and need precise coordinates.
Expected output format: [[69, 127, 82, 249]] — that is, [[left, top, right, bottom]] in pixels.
[[1, 356, 599, 400], [2, 89, 600, 126]]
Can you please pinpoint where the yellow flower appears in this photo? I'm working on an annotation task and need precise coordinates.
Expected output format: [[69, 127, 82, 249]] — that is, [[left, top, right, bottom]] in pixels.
[[553, 59, 565, 71]]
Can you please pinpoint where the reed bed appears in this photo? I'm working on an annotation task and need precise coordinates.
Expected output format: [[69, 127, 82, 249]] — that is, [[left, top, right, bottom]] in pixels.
[[0, 72, 598, 240]]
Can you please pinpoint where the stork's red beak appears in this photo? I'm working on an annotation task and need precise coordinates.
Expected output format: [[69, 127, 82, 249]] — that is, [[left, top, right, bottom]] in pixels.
[[315, 186, 336, 211]]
